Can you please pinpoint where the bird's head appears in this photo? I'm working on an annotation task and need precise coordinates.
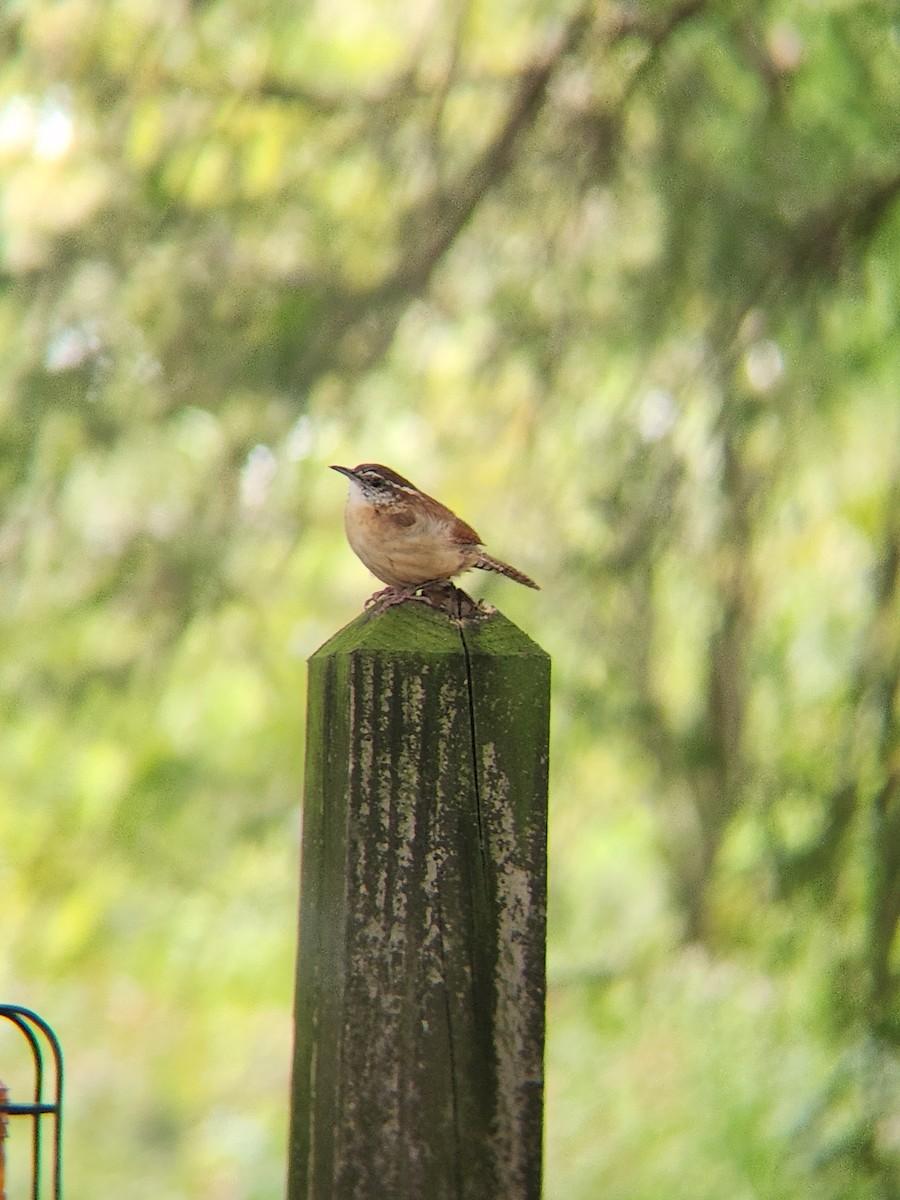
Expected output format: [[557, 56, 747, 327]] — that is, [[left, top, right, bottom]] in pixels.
[[330, 463, 418, 504]]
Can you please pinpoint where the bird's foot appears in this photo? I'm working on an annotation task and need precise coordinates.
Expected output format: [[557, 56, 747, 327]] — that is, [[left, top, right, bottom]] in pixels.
[[364, 586, 406, 612], [364, 581, 446, 613], [365, 581, 492, 620]]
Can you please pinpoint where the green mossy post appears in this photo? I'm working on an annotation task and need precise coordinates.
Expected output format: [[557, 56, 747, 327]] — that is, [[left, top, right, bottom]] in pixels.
[[287, 601, 550, 1200]]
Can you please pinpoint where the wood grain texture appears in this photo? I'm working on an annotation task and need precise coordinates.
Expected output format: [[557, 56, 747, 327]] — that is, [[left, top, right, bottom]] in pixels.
[[287, 602, 550, 1200]]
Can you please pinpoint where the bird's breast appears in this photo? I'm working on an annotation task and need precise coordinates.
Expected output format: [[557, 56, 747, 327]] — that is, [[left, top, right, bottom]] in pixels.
[[344, 499, 477, 586]]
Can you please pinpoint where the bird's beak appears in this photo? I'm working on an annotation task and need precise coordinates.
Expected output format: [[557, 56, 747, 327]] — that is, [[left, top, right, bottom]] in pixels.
[[330, 464, 355, 479]]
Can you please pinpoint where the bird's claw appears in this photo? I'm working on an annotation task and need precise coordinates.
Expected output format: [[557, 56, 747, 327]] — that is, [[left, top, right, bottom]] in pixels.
[[364, 581, 491, 620]]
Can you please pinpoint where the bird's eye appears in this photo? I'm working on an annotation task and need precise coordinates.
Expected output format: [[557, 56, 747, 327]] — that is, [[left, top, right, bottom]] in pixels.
[[368, 476, 384, 488]]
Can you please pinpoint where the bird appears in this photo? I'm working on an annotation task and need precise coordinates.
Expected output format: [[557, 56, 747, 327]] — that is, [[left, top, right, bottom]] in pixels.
[[330, 463, 539, 609]]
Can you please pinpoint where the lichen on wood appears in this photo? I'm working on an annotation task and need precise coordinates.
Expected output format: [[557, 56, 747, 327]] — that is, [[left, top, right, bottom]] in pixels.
[[288, 602, 550, 1200]]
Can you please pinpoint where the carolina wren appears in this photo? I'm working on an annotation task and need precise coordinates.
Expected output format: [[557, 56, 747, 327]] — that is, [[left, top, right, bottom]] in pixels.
[[331, 463, 539, 609]]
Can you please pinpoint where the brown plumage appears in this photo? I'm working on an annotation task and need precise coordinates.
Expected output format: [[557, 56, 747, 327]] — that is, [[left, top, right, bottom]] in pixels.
[[330, 463, 540, 598]]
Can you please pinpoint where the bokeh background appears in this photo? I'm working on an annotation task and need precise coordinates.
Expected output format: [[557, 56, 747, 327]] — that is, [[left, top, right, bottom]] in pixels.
[[3, 1, 900, 1197]]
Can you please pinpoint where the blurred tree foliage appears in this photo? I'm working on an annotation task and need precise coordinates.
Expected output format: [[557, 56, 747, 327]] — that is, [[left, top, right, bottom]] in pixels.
[[2, 0, 900, 1196]]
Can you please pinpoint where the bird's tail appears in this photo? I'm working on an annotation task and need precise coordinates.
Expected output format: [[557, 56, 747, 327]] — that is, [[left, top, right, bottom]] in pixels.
[[475, 553, 540, 590]]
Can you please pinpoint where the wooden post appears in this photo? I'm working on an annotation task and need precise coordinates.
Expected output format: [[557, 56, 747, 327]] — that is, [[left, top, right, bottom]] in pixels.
[[287, 601, 550, 1200]]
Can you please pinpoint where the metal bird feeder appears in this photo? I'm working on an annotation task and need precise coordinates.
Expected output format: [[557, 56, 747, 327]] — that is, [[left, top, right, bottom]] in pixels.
[[0, 1006, 63, 1200]]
